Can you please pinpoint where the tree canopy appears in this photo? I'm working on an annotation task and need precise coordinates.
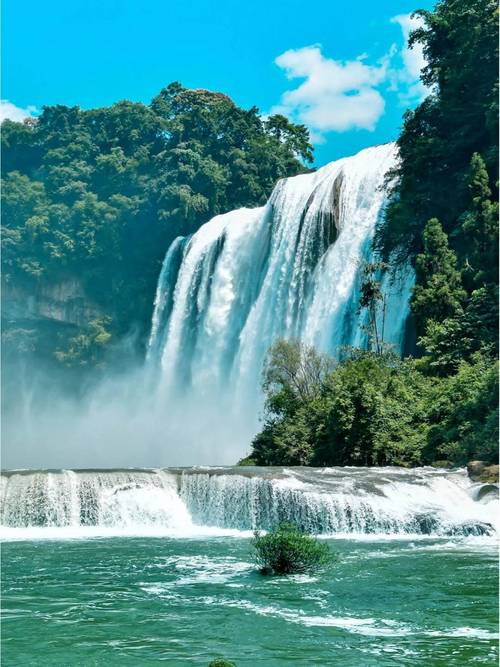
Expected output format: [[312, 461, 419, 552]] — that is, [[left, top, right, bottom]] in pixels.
[[1, 83, 313, 367]]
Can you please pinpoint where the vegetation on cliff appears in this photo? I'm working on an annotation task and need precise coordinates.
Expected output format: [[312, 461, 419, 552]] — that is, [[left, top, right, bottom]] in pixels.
[[375, 0, 498, 369], [1, 84, 312, 369]]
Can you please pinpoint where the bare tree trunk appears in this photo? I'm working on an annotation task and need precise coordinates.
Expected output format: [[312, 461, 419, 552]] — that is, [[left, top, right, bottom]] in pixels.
[[380, 295, 387, 354]]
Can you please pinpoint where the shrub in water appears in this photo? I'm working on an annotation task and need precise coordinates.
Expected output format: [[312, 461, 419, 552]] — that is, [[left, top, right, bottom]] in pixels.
[[252, 522, 331, 575], [208, 661, 236, 667]]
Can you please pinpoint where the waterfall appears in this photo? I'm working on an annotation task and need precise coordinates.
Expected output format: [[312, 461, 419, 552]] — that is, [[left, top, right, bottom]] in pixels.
[[0, 470, 191, 532], [147, 236, 191, 362], [148, 143, 412, 418], [2, 468, 497, 538]]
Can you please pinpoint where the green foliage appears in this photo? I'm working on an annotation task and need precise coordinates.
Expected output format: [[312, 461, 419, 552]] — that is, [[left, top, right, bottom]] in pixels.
[[418, 285, 498, 374], [208, 660, 236, 667], [262, 339, 333, 414], [376, 0, 498, 262], [411, 218, 466, 335], [424, 354, 499, 464], [251, 340, 333, 465], [461, 152, 499, 288], [359, 261, 389, 354], [374, 0, 498, 425], [315, 352, 433, 467], [236, 456, 257, 467], [54, 317, 113, 368], [252, 523, 331, 575], [250, 340, 497, 468], [1, 83, 313, 369]]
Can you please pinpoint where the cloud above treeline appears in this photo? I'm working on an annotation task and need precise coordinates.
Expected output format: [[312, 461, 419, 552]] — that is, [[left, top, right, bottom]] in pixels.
[[272, 13, 430, 143], [0, 100, 38, 123], [390, 14, 429, 104]]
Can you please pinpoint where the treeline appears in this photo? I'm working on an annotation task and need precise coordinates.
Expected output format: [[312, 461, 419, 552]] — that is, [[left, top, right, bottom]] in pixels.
[[244, 340, 497, 467], [246, 0, 499, 469], [376, 0, 498, 373], [1, 84, 312, 367]]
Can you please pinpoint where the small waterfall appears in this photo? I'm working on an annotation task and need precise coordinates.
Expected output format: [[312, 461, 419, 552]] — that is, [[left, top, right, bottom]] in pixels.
[[2, 468, 497, 538], [147, 237, 191, 362], [0, 470, 191, 531], [179, 468, 498, 536], [148, 143, 413, 419]]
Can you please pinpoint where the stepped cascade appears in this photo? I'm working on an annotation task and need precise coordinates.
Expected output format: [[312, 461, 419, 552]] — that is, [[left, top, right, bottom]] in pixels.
[[1, 468, 497, 538], [148, 143, 413, 416]]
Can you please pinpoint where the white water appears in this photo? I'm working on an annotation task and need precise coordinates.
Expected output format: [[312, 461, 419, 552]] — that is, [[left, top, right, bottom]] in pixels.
[[2, 467, 497, 541], [148, 143, 413, 423]]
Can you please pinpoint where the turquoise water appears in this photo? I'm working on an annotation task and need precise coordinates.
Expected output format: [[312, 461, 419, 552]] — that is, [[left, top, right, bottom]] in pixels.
[[2, 536, 498, 666]]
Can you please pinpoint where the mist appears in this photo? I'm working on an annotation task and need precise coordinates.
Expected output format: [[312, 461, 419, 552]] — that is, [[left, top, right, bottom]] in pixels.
[[1, 355, 259, 470]]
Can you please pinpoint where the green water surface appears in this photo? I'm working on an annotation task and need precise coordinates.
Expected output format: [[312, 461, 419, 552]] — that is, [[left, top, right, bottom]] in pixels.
[[1, 537, 498, 666]]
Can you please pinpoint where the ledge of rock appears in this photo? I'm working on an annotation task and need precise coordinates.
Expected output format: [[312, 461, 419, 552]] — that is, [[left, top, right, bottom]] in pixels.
[[2, 280, 102, 328], [467, 460, 499, 483]]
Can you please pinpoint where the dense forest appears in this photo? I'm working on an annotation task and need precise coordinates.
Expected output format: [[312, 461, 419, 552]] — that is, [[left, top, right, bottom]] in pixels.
[[245, 0, 499, 469], [1, 84, 312, 371]]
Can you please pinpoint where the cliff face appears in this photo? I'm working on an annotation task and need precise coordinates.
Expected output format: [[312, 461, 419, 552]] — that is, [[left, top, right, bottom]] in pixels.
[[2, 280, 102, 328]]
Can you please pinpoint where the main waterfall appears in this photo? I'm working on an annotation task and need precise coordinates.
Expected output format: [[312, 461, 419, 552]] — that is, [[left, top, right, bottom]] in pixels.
[[148, 143, 412, 426]]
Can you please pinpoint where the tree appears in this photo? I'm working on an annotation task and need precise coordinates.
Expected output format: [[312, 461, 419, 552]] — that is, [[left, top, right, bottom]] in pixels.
[[424, 354, 499, 464], [418, 286, 499, 375], [263, 339, 332, 410], [249, 340, 333, 466], [375, 0, 498, 262], [54, 317, 112, 368], [461, 152, 499, 287], [411, 218, 466, 335], [359, 261, 388, 355], [313, 352, 431, 467]]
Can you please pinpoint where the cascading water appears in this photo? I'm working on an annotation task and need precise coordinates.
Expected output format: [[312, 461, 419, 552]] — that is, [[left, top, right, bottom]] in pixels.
[[0, 470, 191, 532], [2, 468, 497, 539], [148, 143, 413, 419]]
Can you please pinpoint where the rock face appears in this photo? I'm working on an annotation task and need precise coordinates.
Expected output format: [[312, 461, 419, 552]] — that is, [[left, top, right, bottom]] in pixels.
[[2, 281, 102, 328], [467, 461, 499, 484]]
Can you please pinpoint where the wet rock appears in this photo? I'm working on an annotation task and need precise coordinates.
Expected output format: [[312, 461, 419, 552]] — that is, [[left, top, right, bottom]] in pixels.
[[467, 461, 499, 483], [431, 460, 453, 469], [414, 513, 440, 534], [467, 460, 487, 480], [480, 465, 499, 483], [444, 521, 494, 537]]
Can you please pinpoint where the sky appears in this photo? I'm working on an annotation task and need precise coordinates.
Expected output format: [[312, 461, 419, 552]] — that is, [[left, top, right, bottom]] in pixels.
[[1, 0, 434, 166]]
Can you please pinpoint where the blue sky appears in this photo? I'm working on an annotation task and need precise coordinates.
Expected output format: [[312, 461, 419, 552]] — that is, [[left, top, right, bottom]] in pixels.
[[1, 0, 434, 165]]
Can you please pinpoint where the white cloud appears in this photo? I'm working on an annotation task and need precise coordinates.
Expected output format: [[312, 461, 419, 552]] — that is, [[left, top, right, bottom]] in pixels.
[[271, 14, 430, 144], [390, 13, 430, 104], [271, 46, 388, 137], [0, 100, 38, 123]]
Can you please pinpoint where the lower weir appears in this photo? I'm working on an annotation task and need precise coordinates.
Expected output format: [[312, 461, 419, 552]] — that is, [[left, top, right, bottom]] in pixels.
[[1, 467, 498, 538]]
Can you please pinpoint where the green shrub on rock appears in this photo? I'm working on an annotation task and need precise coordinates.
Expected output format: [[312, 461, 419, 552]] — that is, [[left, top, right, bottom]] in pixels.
[[252, 522, 331, 575]]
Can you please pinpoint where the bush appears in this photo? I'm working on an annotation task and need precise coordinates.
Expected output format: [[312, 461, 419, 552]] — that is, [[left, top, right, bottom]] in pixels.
[[208, 661, 236, 667], [236, 456, 257, 466], [252, 523, 331, 575]]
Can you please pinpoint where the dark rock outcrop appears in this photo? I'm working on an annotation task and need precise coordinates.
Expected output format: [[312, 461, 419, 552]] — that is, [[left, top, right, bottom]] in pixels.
[[467, 461, 499, 483]]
